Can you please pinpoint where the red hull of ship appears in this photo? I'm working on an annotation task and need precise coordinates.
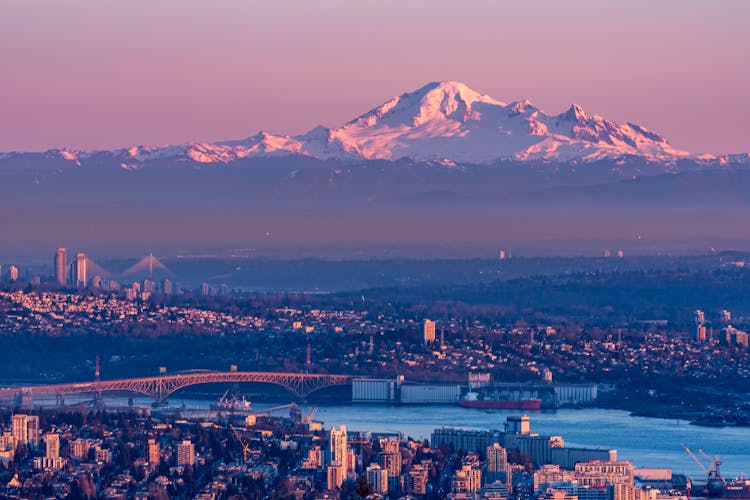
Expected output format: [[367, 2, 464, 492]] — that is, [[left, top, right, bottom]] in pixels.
[[458, 399, 542, 410]]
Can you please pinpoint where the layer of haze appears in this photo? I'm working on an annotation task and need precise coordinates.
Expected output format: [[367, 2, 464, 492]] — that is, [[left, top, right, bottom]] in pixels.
[[1, 0, 748, 154]]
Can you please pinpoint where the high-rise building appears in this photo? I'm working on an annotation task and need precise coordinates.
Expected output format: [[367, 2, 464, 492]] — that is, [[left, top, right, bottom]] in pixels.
[[71, 438, 92, 459], [695, 310, 707, 341], [697, 325, 707, 342], [27, 416, 39, 448], [302, 446, 322, 469], [329, 425, 348, 473], [452, 464, 482, 493], [177, 440, 195, 466], [695, 309, 705, 324], [12, 415, 28, 444], [506, 415, 531, 435], [327, 463, 344, 490], [45, 433, 60, 459], [0, 430, 14, 462], [55, 248, 67, 287], [379, 438, 402, 478], [534, 464, 576, 493], [35, 432, 64, 471], [148, 438, 161, 465], [73, 252, 87, 288], [431, 427, 501, 453], [574, 460, 634, 488], [162, 278, 173, 295], [94, 446, 113, 464], [487, 443, 509, 484], [367, 464, 389, 493], [424, 319, 436, 343], [408, 464, 429, 494], [328, 425, 349, 471], [612, 483, 636, 500], [12, 414, 39, 448], [8, 266, 19, 282], [1, 432, 13, 452], [378, 436, 402, 492], [347, 448, 356, 478], [721, 309, 732, 324]]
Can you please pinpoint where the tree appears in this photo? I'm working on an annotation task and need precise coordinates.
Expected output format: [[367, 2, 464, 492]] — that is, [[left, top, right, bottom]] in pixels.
[[351, 475, 373, 499]]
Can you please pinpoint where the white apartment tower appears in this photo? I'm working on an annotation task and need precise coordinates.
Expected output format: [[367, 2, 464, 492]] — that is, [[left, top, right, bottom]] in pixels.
[[329, 425, 348, 473]]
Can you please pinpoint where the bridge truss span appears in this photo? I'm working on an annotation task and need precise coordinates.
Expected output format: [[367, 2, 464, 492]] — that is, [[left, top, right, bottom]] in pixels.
[[0, 371, 351, 404]]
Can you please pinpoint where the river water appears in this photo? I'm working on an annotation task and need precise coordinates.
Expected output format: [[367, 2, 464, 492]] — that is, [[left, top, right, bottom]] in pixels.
[[38, 394, 750, 478]]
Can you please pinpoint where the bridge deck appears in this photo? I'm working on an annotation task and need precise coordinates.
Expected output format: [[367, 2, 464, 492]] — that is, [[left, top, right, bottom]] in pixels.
[[0, 371, 351, 402]]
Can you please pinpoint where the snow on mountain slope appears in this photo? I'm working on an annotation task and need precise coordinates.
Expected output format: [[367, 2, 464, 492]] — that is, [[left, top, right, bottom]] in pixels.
[[321, 81, 689, 163], [0, 81, 716, 166]]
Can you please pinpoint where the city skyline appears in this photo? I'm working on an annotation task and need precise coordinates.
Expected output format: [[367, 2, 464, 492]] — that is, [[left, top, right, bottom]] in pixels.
[[1, 1, 749, 496]]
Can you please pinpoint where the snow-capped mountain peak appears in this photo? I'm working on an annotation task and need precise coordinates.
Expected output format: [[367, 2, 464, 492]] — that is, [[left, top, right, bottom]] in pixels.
[[563, 103, 588, 121], [323, 82, 689, 163], [11, 81, 716, 166]]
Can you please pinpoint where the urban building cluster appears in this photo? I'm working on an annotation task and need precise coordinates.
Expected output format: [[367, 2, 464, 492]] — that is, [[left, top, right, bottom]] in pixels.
[[694, 309, 750, 348], [0, 290, 263, 336], [0, 408, 686, 500], [1, 248, 233, 302], [1, 287, 750, 402]]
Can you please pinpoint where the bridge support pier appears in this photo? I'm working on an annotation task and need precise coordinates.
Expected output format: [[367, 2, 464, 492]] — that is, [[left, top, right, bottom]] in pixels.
[[20, 388, 33, 411]]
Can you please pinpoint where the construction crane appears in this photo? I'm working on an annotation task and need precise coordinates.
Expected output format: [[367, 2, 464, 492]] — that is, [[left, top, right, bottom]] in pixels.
[[256, 403, 297, 417], [229, 424, 250, 464], [682, 444, 709, 474], [682, 444, 725, 498], [303, 407, 318, 424]]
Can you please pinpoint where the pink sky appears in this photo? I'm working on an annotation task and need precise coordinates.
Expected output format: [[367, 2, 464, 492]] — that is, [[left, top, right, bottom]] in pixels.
[[1, 0, 748, 154]]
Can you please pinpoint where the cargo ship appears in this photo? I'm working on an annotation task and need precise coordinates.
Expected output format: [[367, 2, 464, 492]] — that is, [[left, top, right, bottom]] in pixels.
[[725, 477, 750, 499], [458, 392, 541, 410], [210, 389, 254, 415], [683, 447, 750, 499]]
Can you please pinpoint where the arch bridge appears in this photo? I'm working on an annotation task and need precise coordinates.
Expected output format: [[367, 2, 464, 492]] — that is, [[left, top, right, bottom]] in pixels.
[[0, 371, 351, 404]]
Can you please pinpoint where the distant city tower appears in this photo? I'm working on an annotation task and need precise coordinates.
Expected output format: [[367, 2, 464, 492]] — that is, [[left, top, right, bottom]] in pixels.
[[73, 252, 87, 288], [54, 248, 67, 287]]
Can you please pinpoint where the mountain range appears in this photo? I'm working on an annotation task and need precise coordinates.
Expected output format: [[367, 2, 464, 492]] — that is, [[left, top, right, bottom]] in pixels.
[[2, 81, 748, 168], [1, 81, 749, 256]]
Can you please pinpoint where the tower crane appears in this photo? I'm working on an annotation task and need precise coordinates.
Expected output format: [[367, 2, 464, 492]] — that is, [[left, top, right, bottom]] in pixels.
[[229, 424, 250, 463]]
